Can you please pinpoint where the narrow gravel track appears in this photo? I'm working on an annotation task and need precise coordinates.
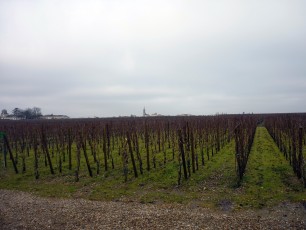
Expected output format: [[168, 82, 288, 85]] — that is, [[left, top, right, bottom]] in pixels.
[[0, 189, 305, 229]]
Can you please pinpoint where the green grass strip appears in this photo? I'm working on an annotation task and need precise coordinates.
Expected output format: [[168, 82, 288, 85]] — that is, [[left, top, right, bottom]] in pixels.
[[239, 127, 305, 208]]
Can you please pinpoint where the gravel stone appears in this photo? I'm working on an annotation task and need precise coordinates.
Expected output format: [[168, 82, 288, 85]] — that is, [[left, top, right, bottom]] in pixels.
[[0, 189, 305, 229]]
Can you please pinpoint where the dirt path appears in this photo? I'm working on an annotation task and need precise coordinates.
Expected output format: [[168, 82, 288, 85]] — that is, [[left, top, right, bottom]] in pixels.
[[1, 189, 305, 229]]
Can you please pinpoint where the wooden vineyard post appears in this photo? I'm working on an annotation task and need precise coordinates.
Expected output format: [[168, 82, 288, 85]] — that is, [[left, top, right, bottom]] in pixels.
[[103, 128, 108, 172], [20, 135, 26, 173], [178, 129, 188, 180], [3, 134, 18, 174], [134, 132, 143, 175], [234, 125, 240, 180], [81, 140, 93, 177], [234, 124, 244, 181], [75, 142, 81, 182], [68, 128, 72, 170], [126, 131, 138, 178], [1, 132, 7, 168], [33, 138, 39, 179], [106, 124, 111, 159], [41, 129, 54, 175], [122, 140, 129, 182], [298, 127, 305, 187], [291, 129, 298, 176], [145, 124, 150, 171], [185, 124, 191, 177], [3, 140, 7, 168], [191, 131, 195, 173], [171, 133, 175, 160]]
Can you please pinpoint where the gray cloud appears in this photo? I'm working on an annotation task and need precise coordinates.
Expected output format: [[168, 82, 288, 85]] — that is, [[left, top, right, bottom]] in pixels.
[[1, 0, 306, 117]]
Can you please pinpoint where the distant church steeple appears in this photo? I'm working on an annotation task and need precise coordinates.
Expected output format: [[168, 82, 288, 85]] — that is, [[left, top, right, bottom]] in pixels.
[[143, 107, 146, 117]]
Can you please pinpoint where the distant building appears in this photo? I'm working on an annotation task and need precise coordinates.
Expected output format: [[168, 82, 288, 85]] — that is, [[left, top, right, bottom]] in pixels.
[[0, 114, 23, 120], [143, 107, 163, 117], [42, 114, 69, 120], [0, 113, 7, 119], [151, 112, 163, 117], [143, 107, 150, 117], [176, 114, 193, 117]]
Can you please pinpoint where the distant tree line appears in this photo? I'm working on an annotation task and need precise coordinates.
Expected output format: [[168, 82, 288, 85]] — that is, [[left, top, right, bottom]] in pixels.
[[1, 107, 42, 119]]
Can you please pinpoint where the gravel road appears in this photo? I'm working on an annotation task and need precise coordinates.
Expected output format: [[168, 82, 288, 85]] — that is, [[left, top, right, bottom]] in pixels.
[[0, 189, 305, 229]]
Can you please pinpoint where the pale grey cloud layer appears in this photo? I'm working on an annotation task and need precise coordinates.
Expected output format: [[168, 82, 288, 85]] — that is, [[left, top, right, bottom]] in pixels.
[[1, 0, 306, 117]]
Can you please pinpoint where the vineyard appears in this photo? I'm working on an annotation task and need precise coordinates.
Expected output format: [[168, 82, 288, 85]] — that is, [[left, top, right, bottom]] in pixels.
[[0, 114, 305, 208]]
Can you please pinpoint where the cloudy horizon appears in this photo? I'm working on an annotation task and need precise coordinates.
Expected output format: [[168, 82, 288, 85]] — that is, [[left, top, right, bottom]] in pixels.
[[1, 0, 306, 118]]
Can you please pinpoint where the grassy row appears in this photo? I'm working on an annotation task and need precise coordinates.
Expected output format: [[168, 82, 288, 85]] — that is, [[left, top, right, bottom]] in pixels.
[[239, 127, 305, 207], [0, 127, 305, 209]]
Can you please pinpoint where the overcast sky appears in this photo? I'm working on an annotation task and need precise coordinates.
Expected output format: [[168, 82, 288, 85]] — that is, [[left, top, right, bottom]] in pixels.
[[1, 0, 306, 117]]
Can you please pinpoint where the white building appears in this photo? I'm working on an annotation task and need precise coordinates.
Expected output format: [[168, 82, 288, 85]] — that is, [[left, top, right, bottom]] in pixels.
[[42, 114, 69, 119]]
